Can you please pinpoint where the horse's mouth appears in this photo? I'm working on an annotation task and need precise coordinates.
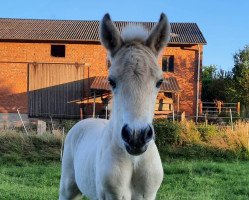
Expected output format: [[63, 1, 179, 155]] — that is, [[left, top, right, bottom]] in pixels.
[[124, 143, 148, 156]]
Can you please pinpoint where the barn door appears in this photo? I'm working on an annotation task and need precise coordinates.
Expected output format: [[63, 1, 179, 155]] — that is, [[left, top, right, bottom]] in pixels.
[[28, 63, 85, 118]]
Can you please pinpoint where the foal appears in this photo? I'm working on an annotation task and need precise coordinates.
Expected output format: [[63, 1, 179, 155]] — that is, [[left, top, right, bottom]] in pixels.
[[59, 13, 171, 200]]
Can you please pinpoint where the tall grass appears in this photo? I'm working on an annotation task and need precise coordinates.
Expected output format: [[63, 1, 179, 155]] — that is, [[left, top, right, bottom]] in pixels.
[[154, 119, 249, 160], [0, 120, 248, 162], [0, 129, 63, 164]]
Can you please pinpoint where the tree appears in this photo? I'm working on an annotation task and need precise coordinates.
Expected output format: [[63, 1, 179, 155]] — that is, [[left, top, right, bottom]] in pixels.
[[232, 45, 249, 116], [202, 65, 233, 102]]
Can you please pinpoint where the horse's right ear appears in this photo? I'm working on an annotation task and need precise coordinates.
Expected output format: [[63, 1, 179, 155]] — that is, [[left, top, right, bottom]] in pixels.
[[100, 13, 123, 57], [145, 13, 171, 56]]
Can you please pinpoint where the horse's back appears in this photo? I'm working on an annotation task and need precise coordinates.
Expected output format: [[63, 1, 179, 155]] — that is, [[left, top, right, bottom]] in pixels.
[[65, 118, 108, 153], [62, 118, 108, 199]]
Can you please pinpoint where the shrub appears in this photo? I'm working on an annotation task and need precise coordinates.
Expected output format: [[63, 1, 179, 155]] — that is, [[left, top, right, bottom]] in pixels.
[[179, 120, 202, 145], [197, 124, 218, 141], [154, 119, 181, 148], [58, 119, 78, 133]]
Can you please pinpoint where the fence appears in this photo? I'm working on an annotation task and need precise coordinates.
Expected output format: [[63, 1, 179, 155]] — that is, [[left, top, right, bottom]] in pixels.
[[200, 101, 240, 116]]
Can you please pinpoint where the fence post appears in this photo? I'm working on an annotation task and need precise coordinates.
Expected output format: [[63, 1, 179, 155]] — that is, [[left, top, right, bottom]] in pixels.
[[93, 91, 96, 118], [17, 108, 29, 136], [230, 108, 233, 131], [237, 102, 240, 116], [172, 104, 175, 123], [181, 111, 186, 122], [199, 101, 203, 115], [205, 113, 207, 126], [60, 127, 65, 161]]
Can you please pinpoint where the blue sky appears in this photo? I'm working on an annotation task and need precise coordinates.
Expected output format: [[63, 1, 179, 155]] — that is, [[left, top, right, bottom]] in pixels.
[[1, 0, 249, 71]]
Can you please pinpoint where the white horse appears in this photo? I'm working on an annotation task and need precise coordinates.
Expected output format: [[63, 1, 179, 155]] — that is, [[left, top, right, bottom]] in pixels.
[[59, 13, 171, 200]]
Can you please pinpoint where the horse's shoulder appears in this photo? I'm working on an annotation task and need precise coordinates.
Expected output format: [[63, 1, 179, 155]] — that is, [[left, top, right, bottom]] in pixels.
[[65, 118, 109, 150], [67, 118, 108, 138], [76, 118, 109, 130]]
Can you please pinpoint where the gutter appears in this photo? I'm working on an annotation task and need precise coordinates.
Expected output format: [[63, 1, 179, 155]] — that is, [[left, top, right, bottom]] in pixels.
[[196, 44, 201, 123]]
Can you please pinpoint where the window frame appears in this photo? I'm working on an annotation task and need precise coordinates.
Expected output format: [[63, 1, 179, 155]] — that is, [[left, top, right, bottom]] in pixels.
[[162, 55, 174, 72]]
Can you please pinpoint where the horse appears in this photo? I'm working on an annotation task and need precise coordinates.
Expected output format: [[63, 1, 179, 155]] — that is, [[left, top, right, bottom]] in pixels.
[[59, 12, 171, 200]]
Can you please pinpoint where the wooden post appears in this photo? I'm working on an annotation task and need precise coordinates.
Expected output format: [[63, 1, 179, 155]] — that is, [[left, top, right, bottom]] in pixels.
[[205, 113, 208, 126], [60, 127, 65, 161], [177, 93, 180, 112], [17, 108, 29, 136], [37, 120, 46, 135], [181, 111, 186, 122], [199, 101, 203, 115], [80, 108, 83, 120], [237, 102, 240, 116], [172, 104, 175, 122], [93, 91, 96, 118], [230, 108, 233, 131]]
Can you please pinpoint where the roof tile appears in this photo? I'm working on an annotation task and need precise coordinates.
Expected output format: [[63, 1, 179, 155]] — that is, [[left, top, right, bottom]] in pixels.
[[0, 18, 206, 44]]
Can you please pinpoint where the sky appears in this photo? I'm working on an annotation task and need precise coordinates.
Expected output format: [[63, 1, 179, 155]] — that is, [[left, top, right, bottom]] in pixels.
[[0, 0, 249, 71]]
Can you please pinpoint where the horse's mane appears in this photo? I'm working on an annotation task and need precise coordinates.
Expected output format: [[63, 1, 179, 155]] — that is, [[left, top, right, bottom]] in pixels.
[[121, 25, 149, 43]]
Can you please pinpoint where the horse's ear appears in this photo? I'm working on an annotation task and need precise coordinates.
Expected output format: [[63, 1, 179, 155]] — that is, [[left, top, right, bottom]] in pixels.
[[100, 13, 123, 57], [145, 13, 171, 56]]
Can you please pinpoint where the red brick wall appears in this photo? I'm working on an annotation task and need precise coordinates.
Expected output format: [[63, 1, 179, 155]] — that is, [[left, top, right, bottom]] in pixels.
[[0, 42, 203, 116], [159, 45, 203, 116], [0, 42, 108, 114]]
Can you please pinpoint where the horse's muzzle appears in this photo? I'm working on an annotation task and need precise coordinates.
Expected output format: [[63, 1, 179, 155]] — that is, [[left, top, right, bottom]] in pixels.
[[121, 124, 154, 156]]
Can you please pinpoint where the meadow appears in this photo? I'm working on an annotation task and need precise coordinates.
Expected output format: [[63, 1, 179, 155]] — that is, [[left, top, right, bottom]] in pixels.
[[0, 120, 248, 199], [1, 160, 249, 200]]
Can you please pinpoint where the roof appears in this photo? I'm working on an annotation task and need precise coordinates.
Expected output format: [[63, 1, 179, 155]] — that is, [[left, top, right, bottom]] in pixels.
[[0, 18, 206, 44], [91, 76, 181, 93]]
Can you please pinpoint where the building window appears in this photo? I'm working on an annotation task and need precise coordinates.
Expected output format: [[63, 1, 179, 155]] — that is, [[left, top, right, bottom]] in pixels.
[[162, 55, 174, 72], [51, 45, 65, 57]]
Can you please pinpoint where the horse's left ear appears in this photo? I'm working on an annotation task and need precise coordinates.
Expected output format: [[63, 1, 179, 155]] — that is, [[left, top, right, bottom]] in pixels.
[[100, 13, 123, 57], [145, 13, 171, 56]]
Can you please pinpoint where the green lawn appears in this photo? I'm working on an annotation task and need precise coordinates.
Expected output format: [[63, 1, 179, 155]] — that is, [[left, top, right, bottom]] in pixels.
[[0, 161, 249, 200]]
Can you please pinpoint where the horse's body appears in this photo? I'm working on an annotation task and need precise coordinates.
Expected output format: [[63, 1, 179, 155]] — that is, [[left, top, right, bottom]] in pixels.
[[59, 13, 171, 200]]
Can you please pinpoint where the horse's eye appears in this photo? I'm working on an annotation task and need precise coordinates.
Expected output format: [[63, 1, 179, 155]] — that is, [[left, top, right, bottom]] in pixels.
[[156, 79, 163, 88], [108, 78, 116, 89]]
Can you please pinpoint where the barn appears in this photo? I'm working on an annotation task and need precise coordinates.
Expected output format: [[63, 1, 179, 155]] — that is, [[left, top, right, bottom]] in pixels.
[[0, 18, 206, 122]]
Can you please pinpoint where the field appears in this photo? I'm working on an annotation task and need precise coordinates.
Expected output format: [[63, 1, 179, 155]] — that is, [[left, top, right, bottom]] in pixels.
[[1, 160, 249, 200], [0, 121, 248, 199]]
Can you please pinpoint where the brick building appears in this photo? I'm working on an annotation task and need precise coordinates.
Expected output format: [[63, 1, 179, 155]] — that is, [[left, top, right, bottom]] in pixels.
[[0, 18, 206, 121]]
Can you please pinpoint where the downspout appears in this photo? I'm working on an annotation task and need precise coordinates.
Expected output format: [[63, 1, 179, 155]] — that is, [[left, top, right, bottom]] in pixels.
[[196, 44, 201, 123]]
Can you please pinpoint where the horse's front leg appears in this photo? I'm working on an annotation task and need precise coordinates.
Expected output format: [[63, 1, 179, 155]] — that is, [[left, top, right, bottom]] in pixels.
[[96, 172, 132, 200], [98, 190, 132, 200], [96, 151, 133, 200]]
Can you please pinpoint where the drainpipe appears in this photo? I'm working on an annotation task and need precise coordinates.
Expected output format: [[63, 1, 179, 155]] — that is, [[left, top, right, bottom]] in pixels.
[[196, 44, 201, 123]]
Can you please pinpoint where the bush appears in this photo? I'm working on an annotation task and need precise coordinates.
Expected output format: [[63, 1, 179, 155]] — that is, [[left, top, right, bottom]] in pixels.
[[197, 124, 218, 141], [58, 119, 78, 133], [154, 119, 181, 148]]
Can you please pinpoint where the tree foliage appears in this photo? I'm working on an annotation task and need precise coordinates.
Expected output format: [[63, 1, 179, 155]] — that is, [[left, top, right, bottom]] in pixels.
[[232, 45, 249, 106], [202, 45, 249, 117], [202, 65, 233, 102]]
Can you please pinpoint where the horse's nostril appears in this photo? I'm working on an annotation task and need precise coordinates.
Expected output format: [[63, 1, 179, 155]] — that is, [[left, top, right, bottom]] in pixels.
[[143, 125, 154, 143], [121, 124, 133, 143]]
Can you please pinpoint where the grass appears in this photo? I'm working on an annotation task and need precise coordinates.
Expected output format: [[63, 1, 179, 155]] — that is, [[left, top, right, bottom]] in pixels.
[[158, 160, 249, 200], [0, 160, 249, 200], [0, 162, 60, 200], [0, 121, 248, 199]]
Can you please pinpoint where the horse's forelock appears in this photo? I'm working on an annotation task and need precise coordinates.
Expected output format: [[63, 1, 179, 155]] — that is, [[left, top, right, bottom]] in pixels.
[[121, 25, 149, 43]]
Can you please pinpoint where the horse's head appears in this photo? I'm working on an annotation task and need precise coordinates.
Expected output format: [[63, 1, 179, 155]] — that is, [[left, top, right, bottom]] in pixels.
[[100, 13, 170, 156]]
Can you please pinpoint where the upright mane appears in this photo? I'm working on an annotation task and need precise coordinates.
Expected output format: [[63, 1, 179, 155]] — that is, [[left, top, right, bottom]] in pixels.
[[121, 24, 149, 43]]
